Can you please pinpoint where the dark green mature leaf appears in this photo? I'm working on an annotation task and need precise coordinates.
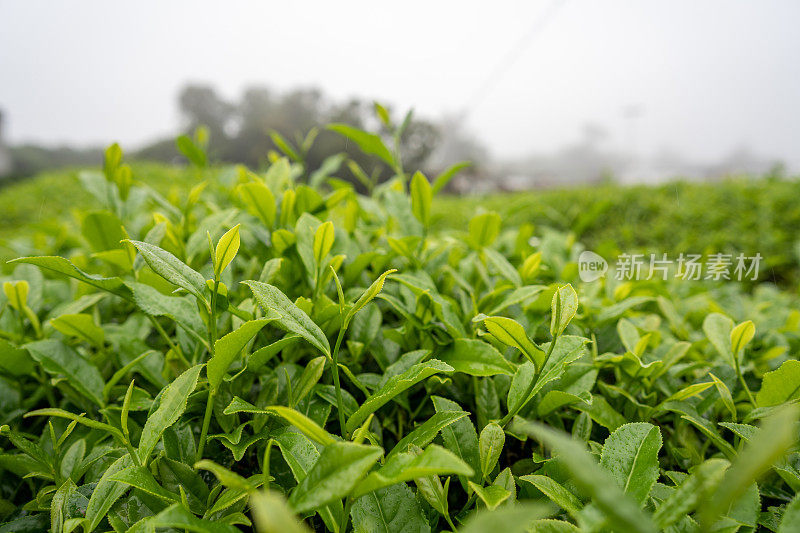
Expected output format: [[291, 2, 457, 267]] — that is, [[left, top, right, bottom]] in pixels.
[[243, 280, 331, 357], [25, 340, 105, 406], [699, 404, 799, 527], [346, 360, 454, 433], [10, 256, 131, 298], [511, 418, 658, 533], [127, 240, 207, 302], [388, 411, 469, 458], [350, 482, 431, 533], [599, 422, 662, 504], [354, 444, 472, 497], [288, 441, 383, 514], [138, 365, 202, 462], [432, 395, 481, 482], [437, 338, 515, 377], [84, 454, 134, 531]]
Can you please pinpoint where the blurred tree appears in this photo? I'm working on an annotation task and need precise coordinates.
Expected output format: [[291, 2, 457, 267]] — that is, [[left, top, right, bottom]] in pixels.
[[136, 84, 454, 190]]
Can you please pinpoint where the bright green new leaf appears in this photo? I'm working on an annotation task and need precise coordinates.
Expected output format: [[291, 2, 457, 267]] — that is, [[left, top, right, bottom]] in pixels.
[[344, 269, 397, 326], [50, 313, 104, 348], [468, 212, 501, 248], [239, 181, 277, 227], [327, 124, 396, 169], [208, 317, 276, 391], [410, 171, 432, 226], [479, 422, 505, 480], [468, 482, 511, 510], [703, 312, 734, 361], [3, 280, 28, 310], [730, 320, 755, 362], [483, 316, 543, 369], [313, 221, 335, 266], [214, 224, 241, 278], [251, 491, 312, 533], [550, 284, 578, 338]]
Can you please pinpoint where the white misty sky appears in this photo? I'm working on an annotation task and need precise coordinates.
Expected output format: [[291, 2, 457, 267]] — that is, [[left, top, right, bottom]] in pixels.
[[1, 0, 798, 167]]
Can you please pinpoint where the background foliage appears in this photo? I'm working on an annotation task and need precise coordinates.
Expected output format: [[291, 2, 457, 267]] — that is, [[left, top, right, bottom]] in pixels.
[[0, 112, 799, 532]]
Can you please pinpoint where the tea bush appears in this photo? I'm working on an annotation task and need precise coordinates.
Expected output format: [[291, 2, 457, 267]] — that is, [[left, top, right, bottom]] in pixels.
[[1, 118, 800, 532]]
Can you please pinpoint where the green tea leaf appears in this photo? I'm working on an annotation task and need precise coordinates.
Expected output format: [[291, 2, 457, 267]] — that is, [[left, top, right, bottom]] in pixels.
[[482, 316, 543, 369], [469, 212, 501, 248], [127, 240, 207, 302], [327, 124, 396, 168], [519, 475, 582, 517], [599, 422, 662, 504], [208, 317, 276, 392], [388, 411, 469, 459], [757, 359, 800, 407], [214, 224, 241, 278], [10, 256, 131, 299], [138, 364, 202, 462], [511, 418, 657, 533], [410, 171, 432, 226], [251, 491, 312, 533], [438, 338, 515, 376], [469, 482, 511, 511], [699, 404, 799, 527], [550, 284, 578, 338], [346, 360, 454, 433], [350, 482, 430, 533], [243, 280, 331, 358], [25, 340, 105, 406], [354, 444, 472, 498], [50, 313, 104, 347], [479, 422, 505, 480], [288, 441, 383, 514], [313, 221, 335, 266]]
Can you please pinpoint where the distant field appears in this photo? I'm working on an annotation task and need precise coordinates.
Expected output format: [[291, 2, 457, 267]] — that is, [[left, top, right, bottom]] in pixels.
[[3, 166, 799, 282]]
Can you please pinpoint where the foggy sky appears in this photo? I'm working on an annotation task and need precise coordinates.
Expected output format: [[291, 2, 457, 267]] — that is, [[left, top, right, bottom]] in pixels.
[[1, 0, 799, 168]]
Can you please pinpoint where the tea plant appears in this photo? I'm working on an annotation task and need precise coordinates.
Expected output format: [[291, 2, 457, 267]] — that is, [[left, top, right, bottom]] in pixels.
[[1, 109, 800, 532]]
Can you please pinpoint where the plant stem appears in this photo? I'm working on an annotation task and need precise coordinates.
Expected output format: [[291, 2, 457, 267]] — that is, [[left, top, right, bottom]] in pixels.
[[208, 279, 220, 355], [734, 359, 757, 406], [444, 513, 458, 532], [332, 326, 348, 438], [196, 389, 216, 461], [340, 496, 353, 533]]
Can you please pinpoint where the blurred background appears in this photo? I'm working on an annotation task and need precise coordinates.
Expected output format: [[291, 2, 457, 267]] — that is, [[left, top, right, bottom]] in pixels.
[[1, 0, 799, 191]]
